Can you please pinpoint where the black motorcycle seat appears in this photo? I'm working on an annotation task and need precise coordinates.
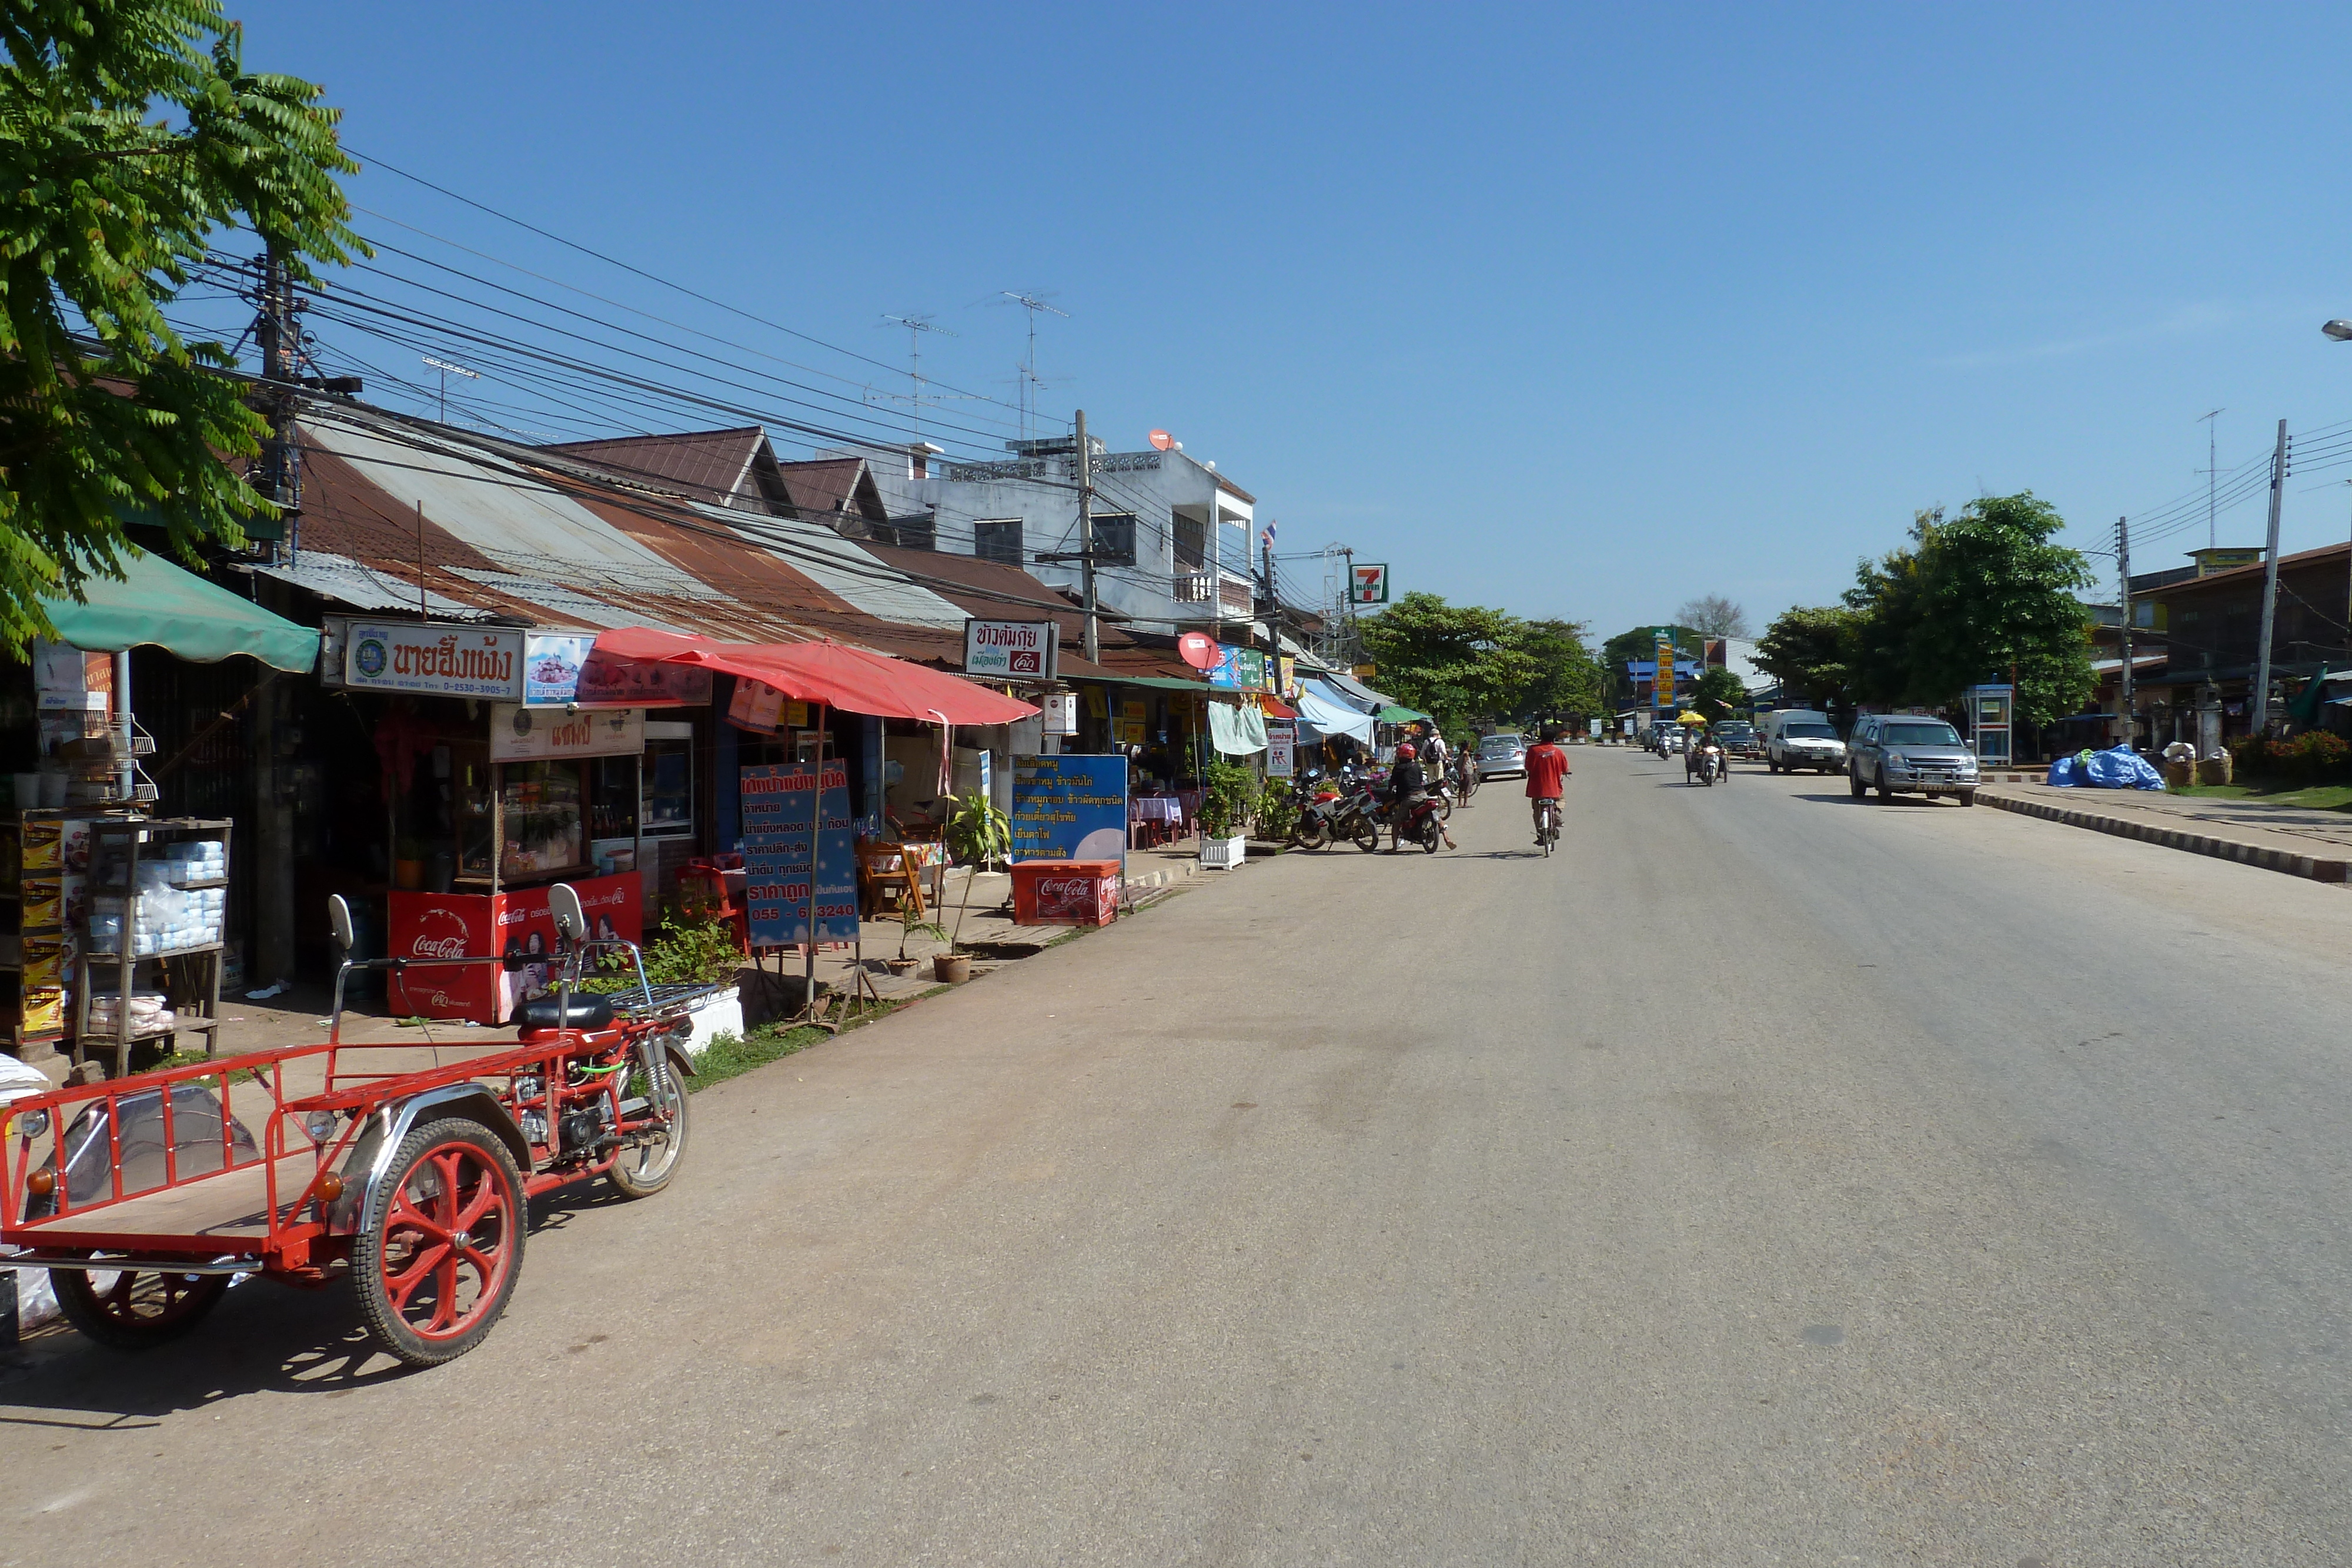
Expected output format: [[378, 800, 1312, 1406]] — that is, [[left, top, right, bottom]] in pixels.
[[516, 994, 615, 1033]]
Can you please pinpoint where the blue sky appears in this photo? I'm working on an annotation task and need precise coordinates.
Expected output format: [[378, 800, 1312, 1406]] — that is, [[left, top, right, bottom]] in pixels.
[[222, 2, 2352, 639]]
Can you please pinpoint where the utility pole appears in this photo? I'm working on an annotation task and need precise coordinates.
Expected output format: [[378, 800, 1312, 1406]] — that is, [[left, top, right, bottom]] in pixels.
[[1339, 546, 1358, 666], [1074, 409, 1098, 664], [1209, 492, 1224, 644], [2115, 515, 2134, 747], [251, 251, 303, 562], [2252, 417, 2288, 733]]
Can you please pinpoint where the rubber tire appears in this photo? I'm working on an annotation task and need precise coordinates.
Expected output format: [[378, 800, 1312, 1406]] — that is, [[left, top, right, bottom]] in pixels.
[[1768, 757, 1780, 774], [1420, 820, 1442, 853], [1957, 790, 1976, 808], [606, 1049, 692, 1200], [353, 1116, 526, 1368], [1295, 817, 1331, 851], [50, 1261, 229, 1350], [1352, 821, 1381, 852], [1849, 768, 1866, 798], [1435, 794, 1454, 821], [1874, 768, 1893, 801]]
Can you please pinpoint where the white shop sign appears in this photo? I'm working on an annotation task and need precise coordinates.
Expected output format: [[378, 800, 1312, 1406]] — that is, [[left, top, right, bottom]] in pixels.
[[1265, 720, 1296, 778], [964, 618, 1057, 680], [490, 704, 645, 762], [346, 623, 525, 699]]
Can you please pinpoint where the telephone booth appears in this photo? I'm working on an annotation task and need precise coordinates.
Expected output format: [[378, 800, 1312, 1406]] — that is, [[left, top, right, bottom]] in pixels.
[[1967, 684, 2013, 765]]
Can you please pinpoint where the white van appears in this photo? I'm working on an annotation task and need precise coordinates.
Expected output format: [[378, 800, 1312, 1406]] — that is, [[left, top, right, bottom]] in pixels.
[[1758, 710, 1847, 774]]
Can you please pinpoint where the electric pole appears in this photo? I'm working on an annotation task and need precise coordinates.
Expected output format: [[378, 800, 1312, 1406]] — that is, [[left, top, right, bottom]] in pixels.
[[2252, 417, 2288, 733], [2198, 408, 2224, 551], [1074, 409, 1098, 664], [2115, 514, 2134, 746], [1340, 546, 1358, 666], [251, 250, 303, 561]]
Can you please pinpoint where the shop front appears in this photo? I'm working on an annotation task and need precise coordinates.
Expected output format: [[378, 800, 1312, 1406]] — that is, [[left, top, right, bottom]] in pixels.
[[327, 618, 715, 1023]]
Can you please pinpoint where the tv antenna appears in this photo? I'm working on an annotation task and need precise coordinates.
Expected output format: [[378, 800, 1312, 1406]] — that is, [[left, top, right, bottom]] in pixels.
[[421, 356, 480, 424], [880, 315, 959, 444], [996, 290, 1067, 442], [2197, 408, 2225, 550]]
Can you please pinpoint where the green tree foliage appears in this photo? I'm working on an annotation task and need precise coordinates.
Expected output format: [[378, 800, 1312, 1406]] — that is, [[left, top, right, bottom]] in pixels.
[[0, 1, 364, 650], [1502, 616, 1603, 720], [1751, 605, 1859, 710], [1359, 591, 1532, 723], [1688, 664, 1747, 723], [1773, 494, 2094, 730], [1359, 593, 1601, 727]]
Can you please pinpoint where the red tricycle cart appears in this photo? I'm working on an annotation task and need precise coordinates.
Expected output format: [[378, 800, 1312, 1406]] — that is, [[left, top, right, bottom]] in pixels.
[[0, 884, 711, 1367]]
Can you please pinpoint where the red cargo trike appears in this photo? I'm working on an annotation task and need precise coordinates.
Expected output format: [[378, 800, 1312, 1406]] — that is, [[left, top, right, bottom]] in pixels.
[[0, 884, 707, 1366]]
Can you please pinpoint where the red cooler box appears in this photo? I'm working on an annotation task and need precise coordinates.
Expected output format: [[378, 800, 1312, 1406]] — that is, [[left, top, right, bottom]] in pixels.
[[1009, 860, 1121, 927]]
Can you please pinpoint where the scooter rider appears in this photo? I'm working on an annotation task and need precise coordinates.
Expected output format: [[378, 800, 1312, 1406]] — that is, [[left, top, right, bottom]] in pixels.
[[1385, 741, 1425, 851]]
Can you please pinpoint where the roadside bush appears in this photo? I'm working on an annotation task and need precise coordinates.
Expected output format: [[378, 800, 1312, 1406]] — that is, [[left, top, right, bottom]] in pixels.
[[1198, 757, 1261, 839], [581, 905, 741, 991], [2227, 729, 2352, 785], [1254, 778, 1299, 842]]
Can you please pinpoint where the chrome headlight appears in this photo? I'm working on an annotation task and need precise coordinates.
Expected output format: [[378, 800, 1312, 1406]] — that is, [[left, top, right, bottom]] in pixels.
[[303, 1109, 339, 1143], [12, 1108, 48, 1140]]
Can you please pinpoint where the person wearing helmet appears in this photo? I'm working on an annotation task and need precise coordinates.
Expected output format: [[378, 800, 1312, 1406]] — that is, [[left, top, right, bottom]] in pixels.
[[1385, 740, 1426, 851]]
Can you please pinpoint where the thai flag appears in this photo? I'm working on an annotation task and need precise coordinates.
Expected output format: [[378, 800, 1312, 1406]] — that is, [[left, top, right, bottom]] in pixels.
[[1260, 521, 1276, 552]]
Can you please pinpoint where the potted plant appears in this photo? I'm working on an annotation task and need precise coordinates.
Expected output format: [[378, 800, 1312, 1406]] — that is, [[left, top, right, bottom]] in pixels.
[[1197, 758, 1257, 869], [891, 914, 946, 976], [582, 904, 743, 1054], [940, 791, 1010, 953], [392, 835, 426, 891]]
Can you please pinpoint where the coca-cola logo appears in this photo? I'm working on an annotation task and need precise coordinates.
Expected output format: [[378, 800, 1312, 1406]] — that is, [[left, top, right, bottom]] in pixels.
[[409, 907, 472, 959]]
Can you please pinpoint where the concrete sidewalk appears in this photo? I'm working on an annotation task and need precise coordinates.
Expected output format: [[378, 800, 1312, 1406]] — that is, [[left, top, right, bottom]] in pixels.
[[1977, 782, 2352, 882]]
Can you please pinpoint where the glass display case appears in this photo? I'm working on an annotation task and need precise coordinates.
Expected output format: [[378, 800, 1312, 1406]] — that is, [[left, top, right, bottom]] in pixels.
[[644, 733, 693, 836], [499, 760, 584, 882]]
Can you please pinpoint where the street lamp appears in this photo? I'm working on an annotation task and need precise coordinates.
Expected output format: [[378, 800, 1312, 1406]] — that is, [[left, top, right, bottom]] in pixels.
[[2324, 320, 2352, 342]]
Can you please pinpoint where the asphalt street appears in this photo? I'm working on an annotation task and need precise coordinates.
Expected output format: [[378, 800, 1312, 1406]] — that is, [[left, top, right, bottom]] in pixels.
[[5, 747, 2350, 1564]]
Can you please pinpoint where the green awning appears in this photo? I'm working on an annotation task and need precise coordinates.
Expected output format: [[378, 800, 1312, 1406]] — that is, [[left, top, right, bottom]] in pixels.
[[1377, 704, 1431, 724], [41, 551, 319, 672], [1097, 674, 1213, 691]]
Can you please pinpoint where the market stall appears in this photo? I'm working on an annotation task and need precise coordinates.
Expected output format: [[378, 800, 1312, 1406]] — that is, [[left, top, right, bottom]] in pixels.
[[4, 551, 319, 1067]]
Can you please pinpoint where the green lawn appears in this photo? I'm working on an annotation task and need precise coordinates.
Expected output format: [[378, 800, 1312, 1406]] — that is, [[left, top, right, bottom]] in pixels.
[[2167, 781, 2352, 811]]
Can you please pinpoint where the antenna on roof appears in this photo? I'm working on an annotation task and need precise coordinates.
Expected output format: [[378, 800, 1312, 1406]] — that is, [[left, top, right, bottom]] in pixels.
[[881, 315, 958, 446], [995, 291, 1067, 443]]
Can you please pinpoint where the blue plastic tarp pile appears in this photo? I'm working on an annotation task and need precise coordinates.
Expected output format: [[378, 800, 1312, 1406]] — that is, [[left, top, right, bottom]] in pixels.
[[2046, 744, 2166, 790]]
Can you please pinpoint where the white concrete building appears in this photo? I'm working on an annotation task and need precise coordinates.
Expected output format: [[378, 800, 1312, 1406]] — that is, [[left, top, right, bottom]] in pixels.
[[823, 436, 1259, 636]]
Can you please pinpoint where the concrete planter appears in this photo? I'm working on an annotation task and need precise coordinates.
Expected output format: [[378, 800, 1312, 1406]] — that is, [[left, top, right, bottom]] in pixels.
[[1200, 834, 1247, 870], [933, 952, 972, 984], [680, 985, 744, 1059]]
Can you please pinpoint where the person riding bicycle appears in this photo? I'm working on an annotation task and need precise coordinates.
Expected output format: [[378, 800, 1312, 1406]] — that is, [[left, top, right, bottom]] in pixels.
[[1525, 725, 1570, 844]]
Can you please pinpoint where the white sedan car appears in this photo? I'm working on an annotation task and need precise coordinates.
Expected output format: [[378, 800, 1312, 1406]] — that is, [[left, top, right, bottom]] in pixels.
[[1478, 734, 1527, 778]]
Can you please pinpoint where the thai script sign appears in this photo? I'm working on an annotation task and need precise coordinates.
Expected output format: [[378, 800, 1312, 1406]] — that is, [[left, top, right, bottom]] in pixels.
[[523, 634, 594, 704], [1010, 754, 1128, 868], [964, 618, 1057, 680], [1207, 644, 1268, 691], [740, 762, 860, 947], [348, 623, 524, 699], [489, 704, 644, 762], [1266, 720, 1296, 778]]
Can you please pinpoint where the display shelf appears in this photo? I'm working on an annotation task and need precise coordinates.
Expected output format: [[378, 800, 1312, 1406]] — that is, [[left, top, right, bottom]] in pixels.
[[74, 817, 232, 1079]]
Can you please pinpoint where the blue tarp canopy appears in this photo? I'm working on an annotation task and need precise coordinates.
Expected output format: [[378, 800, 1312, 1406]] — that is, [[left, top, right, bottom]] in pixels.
[[1297, 681, 1375, 742]]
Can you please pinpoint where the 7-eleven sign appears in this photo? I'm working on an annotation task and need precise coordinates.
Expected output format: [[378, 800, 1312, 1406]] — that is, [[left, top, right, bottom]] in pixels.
[[1349, 563, 1390, 604]]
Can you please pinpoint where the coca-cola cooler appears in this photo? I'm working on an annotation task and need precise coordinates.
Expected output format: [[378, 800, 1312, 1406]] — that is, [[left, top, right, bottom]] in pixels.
[[386, 872, 642, 1023], [1008, 860, 1121, 928]]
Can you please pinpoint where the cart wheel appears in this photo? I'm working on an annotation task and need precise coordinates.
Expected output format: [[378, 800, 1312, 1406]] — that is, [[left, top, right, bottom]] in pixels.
[[607, 1051, 692, 1201], [354, 1116, 525, 1367], [51, 1261, 229, 1350]]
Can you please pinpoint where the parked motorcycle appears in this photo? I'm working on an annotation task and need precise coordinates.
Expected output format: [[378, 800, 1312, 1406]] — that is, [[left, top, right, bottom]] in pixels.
[[1290, 768, 1346, 850], [1334, 781, 1385, 852]]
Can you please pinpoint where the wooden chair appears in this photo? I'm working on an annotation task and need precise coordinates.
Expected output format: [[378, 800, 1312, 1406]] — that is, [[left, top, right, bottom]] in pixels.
[[858, 844, 926, 921], [676, 862, 751, 955]]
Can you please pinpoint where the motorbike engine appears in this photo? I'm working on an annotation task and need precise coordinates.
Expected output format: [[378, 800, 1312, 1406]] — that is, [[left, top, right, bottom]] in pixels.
[[559, 1101, 610, 1154]]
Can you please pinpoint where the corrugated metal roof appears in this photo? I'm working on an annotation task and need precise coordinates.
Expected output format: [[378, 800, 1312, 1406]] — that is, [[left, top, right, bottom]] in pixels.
[[539, 427, 768, 511], [252, 551, 498, 620]]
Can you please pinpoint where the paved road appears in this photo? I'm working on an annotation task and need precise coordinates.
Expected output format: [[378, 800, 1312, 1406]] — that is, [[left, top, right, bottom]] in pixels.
[[6, 749, 2350, 1564]]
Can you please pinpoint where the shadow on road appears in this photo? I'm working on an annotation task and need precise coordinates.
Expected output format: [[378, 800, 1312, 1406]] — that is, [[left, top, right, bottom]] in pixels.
[[0, 1189, 623, 1425]]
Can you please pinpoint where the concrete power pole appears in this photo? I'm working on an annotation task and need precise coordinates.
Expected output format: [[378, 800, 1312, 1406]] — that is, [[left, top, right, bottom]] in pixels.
[[2115, 515, 2134, 746], [2252, 417, 2288, 733], [1074, 409, 1098, 664], [249, 250, 302, 990]]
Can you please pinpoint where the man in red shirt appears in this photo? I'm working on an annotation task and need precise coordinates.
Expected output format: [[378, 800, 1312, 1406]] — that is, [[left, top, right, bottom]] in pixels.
[[1523, 726, 1571, 844]]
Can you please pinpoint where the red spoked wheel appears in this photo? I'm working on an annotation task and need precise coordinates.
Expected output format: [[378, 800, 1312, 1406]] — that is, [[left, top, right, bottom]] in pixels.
[[353, 1116, 526, 1366], [51, 1260, 229, 1349]]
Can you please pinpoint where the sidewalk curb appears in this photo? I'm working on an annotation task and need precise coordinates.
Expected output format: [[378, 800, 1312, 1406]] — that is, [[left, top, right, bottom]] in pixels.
[[1979, 790, 2352, 883]]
